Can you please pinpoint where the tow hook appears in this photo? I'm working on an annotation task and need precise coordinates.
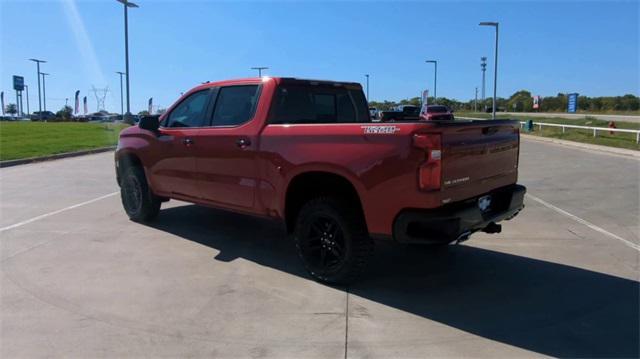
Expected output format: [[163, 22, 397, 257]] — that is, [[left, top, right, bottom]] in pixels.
[[482, 222, 502, 234]]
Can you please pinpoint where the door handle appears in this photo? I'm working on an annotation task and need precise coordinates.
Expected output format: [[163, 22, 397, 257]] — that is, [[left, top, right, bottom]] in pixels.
[[236, 138, 251, 148], [183, 138, 194, 146]]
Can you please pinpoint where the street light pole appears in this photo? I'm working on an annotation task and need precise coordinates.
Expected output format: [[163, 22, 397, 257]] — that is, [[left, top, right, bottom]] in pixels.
[[425, 60, 437, 102], [41, 72, 49, 112], [365, 74, 370, 100], [480, 57, 487, 108], [116, 71, 125, 117], [251, 67, 268, 77], [480, 22, 499, 119], [29, 58, 46, 120], [116, 0, 138, 120]]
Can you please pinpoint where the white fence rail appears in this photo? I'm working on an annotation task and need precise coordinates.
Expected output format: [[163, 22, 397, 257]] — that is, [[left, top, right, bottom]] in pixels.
[[519, 121, 640, 144]]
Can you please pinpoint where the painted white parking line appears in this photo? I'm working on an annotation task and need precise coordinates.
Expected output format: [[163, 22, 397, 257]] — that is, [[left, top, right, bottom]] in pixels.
[[0, 192, 119, 233], [526, 193, 640, 252]]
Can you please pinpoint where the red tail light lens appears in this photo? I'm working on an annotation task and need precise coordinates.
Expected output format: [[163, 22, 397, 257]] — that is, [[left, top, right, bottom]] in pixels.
[[413, 133, 442, 191]]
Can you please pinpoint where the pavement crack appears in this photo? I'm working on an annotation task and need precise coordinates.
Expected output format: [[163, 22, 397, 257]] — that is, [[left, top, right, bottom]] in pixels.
[[567, 228, 584, 239]]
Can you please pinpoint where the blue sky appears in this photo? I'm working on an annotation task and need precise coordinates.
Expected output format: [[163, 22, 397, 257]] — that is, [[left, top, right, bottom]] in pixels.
[[1, 0, 638, 113]]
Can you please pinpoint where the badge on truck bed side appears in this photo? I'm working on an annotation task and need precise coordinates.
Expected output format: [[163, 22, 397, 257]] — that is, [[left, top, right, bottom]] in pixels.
[[362, 125, 400, 134]]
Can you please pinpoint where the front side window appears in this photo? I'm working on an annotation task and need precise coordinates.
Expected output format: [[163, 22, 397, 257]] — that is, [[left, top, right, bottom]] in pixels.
[[165, 90, 210, 128], [211, 85, 260, 126]]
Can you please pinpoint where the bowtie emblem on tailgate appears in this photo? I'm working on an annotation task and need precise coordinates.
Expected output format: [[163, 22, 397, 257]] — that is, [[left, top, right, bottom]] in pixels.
[[478, 195, 492, 212]]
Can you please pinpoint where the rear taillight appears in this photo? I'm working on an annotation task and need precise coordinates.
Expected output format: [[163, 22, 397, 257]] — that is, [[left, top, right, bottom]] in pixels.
[[413, 133, 442, 191]]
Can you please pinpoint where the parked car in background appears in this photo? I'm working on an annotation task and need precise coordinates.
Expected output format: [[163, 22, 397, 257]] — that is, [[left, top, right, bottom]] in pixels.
[[422, 105, 455, 121], [116, 77, 525, 284], [30, 111, 56, 121]]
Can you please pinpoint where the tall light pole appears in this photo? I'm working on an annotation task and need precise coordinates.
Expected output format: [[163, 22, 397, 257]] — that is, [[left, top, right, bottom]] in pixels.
[[41, 72, 50, 112], [480, 22, 499, 119], [425, 60, 437, 102], [480, 57, 487, 108], [116, 0, 138, 120], [116, 71, 125, 117], [251, 67, 268, 77], [29, 58, 46, 120], [365, 74, 370, 100]]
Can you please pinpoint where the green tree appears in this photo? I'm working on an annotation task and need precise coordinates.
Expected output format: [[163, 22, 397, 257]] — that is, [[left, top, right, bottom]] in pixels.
[[56, 105, 73, 120], [138, 110, 150, 116], [5, 103, 17, 116], [507, 90, 532, 112]]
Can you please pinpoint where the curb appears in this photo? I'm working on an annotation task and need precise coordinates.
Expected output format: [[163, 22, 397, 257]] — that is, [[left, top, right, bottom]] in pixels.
[[521, 134, 640, 159], [0, 146, 116, 168]]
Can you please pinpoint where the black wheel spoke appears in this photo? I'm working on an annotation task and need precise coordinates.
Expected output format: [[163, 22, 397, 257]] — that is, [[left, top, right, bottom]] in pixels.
[[311, 222, 325, 235], [320, 247, 327, 266], [301, 213, 347, 274]]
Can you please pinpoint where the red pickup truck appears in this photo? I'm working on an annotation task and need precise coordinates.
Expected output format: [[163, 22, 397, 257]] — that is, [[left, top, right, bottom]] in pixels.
[[115, 77, 525, 284]]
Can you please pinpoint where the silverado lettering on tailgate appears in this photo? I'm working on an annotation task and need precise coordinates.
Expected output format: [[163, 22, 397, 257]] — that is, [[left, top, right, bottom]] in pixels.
[[361, 125, 400, 134]]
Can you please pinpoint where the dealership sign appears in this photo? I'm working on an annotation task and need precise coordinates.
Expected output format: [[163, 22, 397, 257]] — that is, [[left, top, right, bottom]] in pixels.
[[567, 93, 579, 113], [13, 75, 24, 91]]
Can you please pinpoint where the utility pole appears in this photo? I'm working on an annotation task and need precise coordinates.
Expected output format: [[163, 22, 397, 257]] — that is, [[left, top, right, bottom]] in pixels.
[[365, 74, 370, 100], [29, 58, 46, 120], [251, 67, 268, 77], [41, 72, 50, 112], [116, 71, 125, 117], [480, 56, 487, 109], [425, 60, 437, 101], [480, 22, 499, 119], [116, 0, 138, 121], [475, 87, 478, 112]]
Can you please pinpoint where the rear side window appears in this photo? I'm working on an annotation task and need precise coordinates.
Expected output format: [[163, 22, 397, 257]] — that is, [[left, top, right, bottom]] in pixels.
[[211, 85, 260, 126], [269, 85, 369, 124], [166, 90, 210, 128]]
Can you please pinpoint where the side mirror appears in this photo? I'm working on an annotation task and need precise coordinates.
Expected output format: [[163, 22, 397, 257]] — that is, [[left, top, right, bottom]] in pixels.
[[139, 115, 160, 132]]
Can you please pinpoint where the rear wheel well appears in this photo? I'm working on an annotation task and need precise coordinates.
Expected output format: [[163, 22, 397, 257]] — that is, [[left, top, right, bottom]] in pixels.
[[285, 172, 365, 234]]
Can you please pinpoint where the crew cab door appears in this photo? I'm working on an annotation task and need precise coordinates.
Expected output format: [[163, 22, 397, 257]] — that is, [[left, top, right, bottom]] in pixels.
[[194, 85, 262, 210], [150, 89, 213, 199]]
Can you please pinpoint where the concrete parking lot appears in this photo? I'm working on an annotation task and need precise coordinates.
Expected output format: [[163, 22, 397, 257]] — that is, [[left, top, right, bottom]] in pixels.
[[1, 138, 638, 358]]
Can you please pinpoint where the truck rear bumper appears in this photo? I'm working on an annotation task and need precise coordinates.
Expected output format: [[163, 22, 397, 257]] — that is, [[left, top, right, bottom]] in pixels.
[[393, 184, 526, 244]]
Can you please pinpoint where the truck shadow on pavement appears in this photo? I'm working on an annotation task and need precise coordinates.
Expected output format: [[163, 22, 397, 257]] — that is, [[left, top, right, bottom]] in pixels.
[[148, 204, 639, 358]]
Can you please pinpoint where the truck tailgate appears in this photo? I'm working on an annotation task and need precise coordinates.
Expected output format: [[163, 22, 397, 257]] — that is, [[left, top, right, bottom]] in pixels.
[[440, 120, 519, 193]]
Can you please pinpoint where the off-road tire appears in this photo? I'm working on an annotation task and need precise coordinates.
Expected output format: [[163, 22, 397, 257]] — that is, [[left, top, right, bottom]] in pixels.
[[294, 197, 373, 284], [120, 165, 161, 222]]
